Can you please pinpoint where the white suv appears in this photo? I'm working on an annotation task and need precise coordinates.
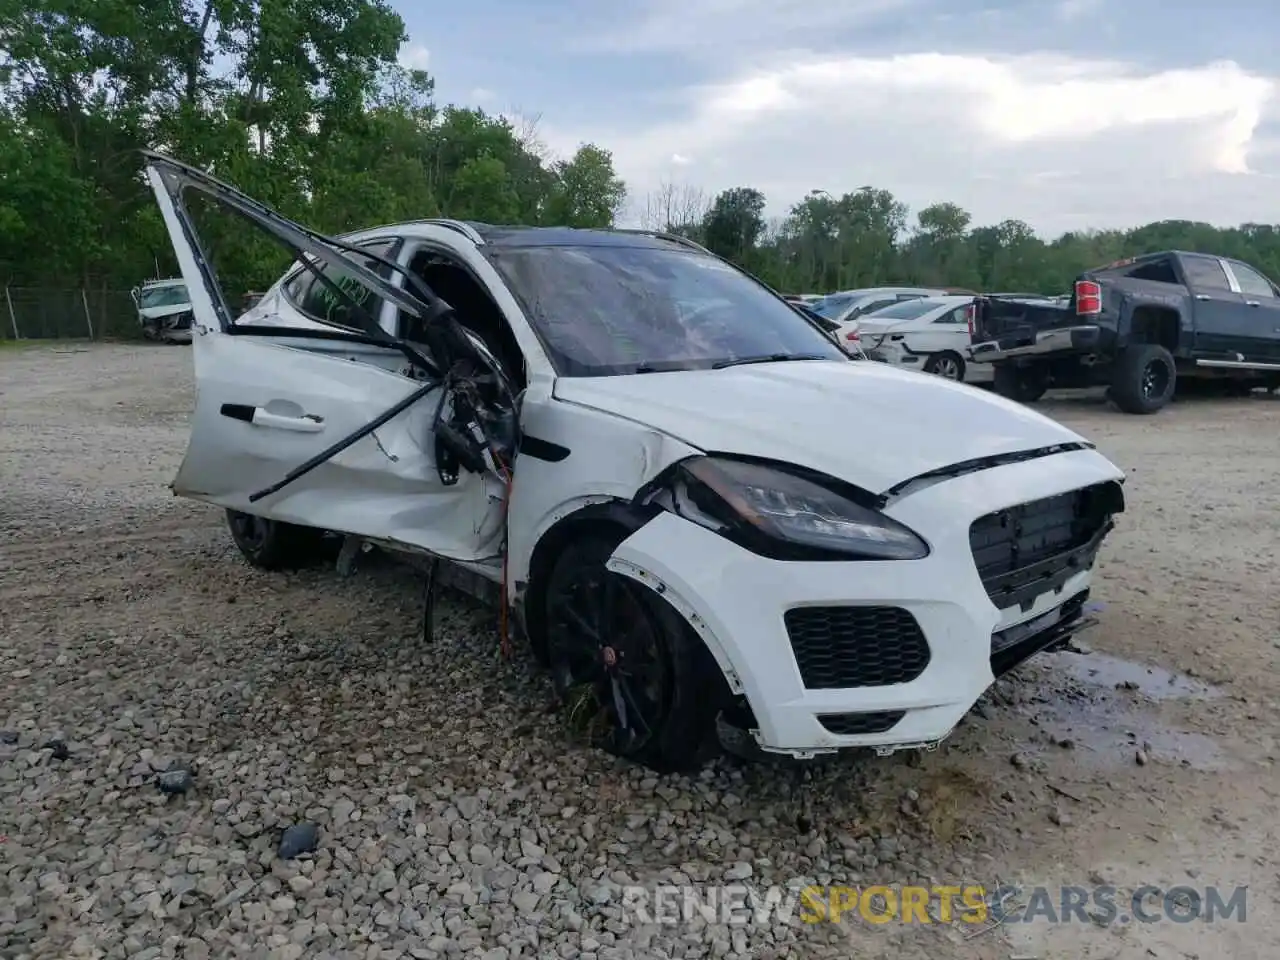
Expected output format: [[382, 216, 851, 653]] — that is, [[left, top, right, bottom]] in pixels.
[[143, 152, 1126, 771]]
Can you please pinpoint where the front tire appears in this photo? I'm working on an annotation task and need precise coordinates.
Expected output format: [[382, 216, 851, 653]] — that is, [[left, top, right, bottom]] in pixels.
[[542, 535, 720, 773], [1110, 344, 1175, 414], [225, 509, 329, 570]]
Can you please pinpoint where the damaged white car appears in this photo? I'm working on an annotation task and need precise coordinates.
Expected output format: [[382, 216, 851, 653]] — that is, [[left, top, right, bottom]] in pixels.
[[144, 152, 1126, 772], [132, 277, 194, 343]]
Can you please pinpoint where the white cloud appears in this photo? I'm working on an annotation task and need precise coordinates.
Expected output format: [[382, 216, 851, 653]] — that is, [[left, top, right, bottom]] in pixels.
[[468, 87, 497, 104], [584, 52, 1278, 233], [398, 43, 430, 70], [671, 153, 693, 165]]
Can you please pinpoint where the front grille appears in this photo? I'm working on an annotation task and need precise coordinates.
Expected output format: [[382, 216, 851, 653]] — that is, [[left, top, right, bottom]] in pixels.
[[990, 590, 1089, 677], [783, 606, 931, 689], [969, 481, 1123, 611], [817, 711, 905, 735]]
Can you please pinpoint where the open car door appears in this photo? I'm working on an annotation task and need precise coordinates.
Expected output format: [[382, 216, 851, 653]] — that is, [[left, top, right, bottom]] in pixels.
[[143, 151, 516, 563]]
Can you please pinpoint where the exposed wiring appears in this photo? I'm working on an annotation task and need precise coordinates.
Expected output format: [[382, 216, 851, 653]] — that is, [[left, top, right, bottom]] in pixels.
[[483, 434, 515, 660], [369, 428, 398, 462], [497, 470, 514, 661]]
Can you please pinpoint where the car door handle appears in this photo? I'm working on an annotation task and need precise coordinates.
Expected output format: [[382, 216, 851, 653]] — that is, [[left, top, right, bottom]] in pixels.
[[1245, 300, 1260, 307], [254, 411, 325, 432], [1194, 294, 1211, 301], [220, 403, 325, 432]]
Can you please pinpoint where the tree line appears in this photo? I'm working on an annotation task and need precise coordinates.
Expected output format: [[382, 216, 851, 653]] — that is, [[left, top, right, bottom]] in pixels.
[[5, 0, 1280, 302]]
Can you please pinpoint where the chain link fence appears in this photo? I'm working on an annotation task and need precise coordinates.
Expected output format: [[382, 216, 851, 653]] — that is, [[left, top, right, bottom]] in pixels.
[[1, 287, 145, 342]]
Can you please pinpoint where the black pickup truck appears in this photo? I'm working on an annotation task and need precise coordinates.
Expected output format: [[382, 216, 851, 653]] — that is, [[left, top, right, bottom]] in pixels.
[[967, 250, 1280, 413]]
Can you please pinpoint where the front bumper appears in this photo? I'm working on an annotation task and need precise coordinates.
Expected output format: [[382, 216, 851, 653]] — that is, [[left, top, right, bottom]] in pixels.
[[608, 447, 1122, 756], [141, 311, 194, 341]]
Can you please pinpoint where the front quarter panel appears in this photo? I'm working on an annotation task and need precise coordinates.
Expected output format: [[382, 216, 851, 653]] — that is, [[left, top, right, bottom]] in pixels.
[[506, 386, 701, 588]]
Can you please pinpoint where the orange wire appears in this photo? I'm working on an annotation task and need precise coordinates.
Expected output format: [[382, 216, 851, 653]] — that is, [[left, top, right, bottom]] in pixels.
[[495, 456, 514, 660]]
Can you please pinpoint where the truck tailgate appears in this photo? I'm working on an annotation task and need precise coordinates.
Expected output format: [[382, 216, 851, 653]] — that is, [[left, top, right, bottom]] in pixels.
[[971, 297, 1077, 351]]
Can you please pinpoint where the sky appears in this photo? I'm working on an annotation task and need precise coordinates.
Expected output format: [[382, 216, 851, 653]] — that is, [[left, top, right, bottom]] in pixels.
[[392, 0, 1280, 236]]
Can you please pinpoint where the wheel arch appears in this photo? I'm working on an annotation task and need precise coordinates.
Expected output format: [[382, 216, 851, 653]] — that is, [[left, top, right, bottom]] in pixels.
[[518, 499, 654, 658], [519, 500, 740, 701], [1124, 304, 1182, 352]]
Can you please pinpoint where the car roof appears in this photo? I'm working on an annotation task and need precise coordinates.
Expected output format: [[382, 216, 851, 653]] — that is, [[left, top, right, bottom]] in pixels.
[[473, 225, 690, 249], [142, 278, 185, 287], [341, 220, 703, 252], [837, 286, 947, 297], [861, 294, 972, 317]]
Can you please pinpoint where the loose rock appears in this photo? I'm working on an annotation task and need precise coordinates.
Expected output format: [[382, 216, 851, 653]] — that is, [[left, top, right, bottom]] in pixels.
[[278, 823, 321, 859]]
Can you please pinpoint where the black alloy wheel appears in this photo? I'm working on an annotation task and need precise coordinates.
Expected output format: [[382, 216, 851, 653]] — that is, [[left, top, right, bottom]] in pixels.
[[542, 535, 717, 771], [1141, 356, 1171, 400], [224, 509, 332, 570]]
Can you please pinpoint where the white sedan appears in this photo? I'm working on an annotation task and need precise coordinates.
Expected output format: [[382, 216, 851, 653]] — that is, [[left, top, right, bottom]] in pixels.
[[857, 295, 992, 384], [142, 151, 1126, 771]]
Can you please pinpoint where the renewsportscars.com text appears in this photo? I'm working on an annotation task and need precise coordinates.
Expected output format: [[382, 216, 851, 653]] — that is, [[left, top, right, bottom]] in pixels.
[[619, 883, 1248, 927]]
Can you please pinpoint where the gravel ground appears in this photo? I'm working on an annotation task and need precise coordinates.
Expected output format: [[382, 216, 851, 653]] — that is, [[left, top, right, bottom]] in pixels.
[[2, 343, 1278, 960]]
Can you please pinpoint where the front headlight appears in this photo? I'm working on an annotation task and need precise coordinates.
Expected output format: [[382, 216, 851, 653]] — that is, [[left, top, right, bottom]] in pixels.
[[642, 456, 929, 561]]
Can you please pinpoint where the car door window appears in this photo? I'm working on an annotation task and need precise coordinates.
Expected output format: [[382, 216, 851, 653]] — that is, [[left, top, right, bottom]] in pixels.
[[1180, 255, 1232, 292], [933, 307, 967, 324], [1229, 262, 1276, 299], [284, 239, 401, 329]]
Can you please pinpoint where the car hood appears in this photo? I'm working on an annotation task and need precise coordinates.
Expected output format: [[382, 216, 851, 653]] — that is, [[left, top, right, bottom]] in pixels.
[[138, 303, 192, 319], [552, 360, 1087, 494]]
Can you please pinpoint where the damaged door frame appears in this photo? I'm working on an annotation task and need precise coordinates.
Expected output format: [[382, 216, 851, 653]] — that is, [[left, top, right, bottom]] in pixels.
[[143, 150, 519, 507]]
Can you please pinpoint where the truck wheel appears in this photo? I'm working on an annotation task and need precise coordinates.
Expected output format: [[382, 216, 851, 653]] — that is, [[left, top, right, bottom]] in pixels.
[[225, 509, 329, 570], [993, 364, 1048, 403], [1110, 344, 1175, 414], [924, 351, 965, 381]]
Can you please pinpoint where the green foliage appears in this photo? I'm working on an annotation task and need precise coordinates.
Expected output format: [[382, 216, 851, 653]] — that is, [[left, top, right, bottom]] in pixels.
[[702, 187, 767, 265], [741, 192, 1280, 296], [0, 0, 629, 288], [3, 0, 1280, 299], [544, 145, 626, 229]]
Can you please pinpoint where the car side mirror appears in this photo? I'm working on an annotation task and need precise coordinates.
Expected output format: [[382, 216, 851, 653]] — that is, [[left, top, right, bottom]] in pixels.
[[130, 287, 140, 306]]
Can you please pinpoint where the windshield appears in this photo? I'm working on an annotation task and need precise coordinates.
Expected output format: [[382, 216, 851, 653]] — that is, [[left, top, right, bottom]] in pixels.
[[862, 298, 947, 321], [809, 294, 854, 319], [487, 243, 847, 376], [139, 284, 189, 308]]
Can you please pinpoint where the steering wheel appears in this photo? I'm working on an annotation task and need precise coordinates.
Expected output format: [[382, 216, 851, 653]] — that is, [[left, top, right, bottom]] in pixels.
[[454, 324, 518, 414]]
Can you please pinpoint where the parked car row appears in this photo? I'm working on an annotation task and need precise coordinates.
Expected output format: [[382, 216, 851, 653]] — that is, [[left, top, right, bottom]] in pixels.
[[791, 287, 1050, 388], [140, 151, 1128, 772], [810, 253, 1280, 412]]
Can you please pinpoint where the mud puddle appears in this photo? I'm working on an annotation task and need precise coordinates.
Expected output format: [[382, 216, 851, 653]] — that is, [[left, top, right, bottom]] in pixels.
[[1058, 650, 1219, 700], [1016, 650, 1231, 771]]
